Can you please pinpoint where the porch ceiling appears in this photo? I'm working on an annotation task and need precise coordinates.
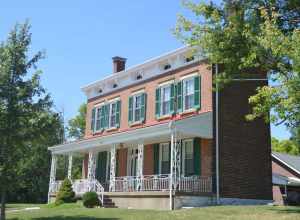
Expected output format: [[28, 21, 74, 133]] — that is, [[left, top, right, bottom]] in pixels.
[[49, 111, 212, 155]]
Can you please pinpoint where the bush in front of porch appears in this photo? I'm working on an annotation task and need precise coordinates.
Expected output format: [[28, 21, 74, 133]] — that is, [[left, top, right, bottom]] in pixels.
[[55, 179, 76, 205], [82, 192, 100, 208]]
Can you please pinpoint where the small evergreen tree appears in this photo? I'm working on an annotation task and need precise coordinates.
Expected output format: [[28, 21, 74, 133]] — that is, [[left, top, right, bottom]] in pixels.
[[55, 179, 75, 205], [82, 191, 100, 208]]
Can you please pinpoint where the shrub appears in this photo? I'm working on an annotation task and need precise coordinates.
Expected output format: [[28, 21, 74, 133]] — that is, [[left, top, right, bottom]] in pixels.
[[55, 178, 76, 205], [82, 191, 100, 208]]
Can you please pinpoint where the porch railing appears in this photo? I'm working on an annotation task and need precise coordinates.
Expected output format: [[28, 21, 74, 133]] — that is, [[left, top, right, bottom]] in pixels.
[[178, 176, 212, 193], [50, 175, 212, 195]]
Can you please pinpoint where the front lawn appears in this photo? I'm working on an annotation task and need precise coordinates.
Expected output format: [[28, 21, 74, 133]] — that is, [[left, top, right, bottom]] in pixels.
[[7, 203, 300, 220]]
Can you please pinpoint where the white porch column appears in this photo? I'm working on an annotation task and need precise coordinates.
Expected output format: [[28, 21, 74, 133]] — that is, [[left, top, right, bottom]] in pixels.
[[109, 144, 116, 192], [67, 154, 73, 180], [137, 142, 144, 190], [48, 154, 57, 203], [87, 151, 97, 191]]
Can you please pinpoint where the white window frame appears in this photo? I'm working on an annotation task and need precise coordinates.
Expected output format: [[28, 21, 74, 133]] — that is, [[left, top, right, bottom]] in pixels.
[[182, 76, 195, 111], [159, 142, 170, 174], [108, 101, 118, 129], [181, 139, 194, 176], [94, 103, 105, 132], [160, 84, 172, 116], [132, 93, 143, 123], [127, 146, 139, 176]]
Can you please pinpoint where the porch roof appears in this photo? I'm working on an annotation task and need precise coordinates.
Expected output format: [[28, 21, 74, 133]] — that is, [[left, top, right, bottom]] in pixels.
[[49, 111, 212, 155]]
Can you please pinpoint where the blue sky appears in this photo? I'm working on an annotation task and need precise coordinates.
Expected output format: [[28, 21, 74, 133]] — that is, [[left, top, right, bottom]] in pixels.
[[1, 0, 290, 139]]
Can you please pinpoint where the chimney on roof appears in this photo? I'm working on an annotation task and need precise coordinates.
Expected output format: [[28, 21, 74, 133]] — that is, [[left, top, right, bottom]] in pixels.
[[112, 56, 126, 73]]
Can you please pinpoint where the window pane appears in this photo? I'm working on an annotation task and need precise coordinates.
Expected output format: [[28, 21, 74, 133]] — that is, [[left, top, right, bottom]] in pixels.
[[183, 78, 195, 110], [109, 103, 117, 128], [161, 86, 171, 115], [161, 161, 170, 174], [133, 94, 142, 122]]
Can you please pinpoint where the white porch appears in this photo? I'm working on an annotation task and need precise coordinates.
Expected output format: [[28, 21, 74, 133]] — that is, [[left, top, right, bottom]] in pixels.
[[48, 112, 213, 207]]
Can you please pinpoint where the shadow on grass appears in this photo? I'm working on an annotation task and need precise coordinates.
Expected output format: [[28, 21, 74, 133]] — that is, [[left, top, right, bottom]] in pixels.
[[266, 206, 300, 214], [10, 217, 119, 220]]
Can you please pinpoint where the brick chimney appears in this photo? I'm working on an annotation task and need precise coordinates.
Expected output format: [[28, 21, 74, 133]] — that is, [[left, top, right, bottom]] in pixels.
[[112, 56, 126, 73]]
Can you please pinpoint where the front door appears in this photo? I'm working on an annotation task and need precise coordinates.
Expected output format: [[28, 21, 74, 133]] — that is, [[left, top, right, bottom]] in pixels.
[[96, 151, 110, 184], [127, 147, 138, 176]]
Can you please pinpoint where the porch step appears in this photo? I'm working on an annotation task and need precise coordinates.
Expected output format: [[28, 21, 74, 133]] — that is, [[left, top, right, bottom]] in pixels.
[[101, 195, 117, 208]]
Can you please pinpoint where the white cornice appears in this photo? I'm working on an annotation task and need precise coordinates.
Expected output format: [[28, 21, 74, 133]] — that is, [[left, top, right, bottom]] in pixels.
[[81, 46, 205, 100]]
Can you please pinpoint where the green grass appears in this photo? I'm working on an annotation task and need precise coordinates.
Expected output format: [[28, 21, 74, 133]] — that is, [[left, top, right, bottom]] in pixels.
[[7, 203, 300, 220]]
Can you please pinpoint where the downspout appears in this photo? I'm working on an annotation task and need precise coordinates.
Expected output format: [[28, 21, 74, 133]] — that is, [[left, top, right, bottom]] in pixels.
[[215, 64, 220, 205]]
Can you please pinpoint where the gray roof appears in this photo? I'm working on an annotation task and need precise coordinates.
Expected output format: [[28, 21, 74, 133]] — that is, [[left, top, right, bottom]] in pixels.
[[272, 152, 300, 174]]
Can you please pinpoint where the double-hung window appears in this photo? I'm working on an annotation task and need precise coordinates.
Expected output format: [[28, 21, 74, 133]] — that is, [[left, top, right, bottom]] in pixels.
[[133, 94, 142, 122], [182, 139, 194, 176], [128, 92, 146, 124], [161, 85, 171, 116], [177, 74, 200, 113], [160, 143, 170, 174], [109, 101, 117, 128], [183, 77, 195, 111], [91, 99, 121, 133], [155, 82, 175, 118]]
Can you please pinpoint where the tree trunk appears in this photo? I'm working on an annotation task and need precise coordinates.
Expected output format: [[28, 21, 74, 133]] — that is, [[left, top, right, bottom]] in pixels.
[[0, 188, 6, 220]]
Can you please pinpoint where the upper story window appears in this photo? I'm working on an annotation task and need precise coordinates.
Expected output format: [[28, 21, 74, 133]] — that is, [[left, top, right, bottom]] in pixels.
[[155, 82, 175, 118], [183, 77, 195, 110], [91, 99, 121, 133], [109, 101, 118, 128], [128, 92, 146, 124], [177, 74, 201, 112]]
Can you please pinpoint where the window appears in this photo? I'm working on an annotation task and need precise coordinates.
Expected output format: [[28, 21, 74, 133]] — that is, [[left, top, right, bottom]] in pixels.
[[182, 139, 194, 176], [91, 100, 120, 132], [128, 92, 146, 124], [109, 102, 117, 128], [133, 94, 142, 122], [95, 107, 102, 131], [164, 64, 171, 70], [185, 56, 194, 63], [160, 143, 170, 174], [183, 77, 195, 110], [161, 85, 171, 115]]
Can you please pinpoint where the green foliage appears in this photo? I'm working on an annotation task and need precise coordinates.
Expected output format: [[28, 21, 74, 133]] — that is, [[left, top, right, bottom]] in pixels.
[[66, 103, 87, 179], [82, 192, 100, 208], [67, 103, 86, 140], [272, 137, 300, 156], [55, 179, 76, 205], [175, 0, 300, 136], [0, 21, 63, 219]]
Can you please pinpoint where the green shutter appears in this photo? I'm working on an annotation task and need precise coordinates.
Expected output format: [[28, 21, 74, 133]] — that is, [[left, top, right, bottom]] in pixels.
[[116, 100, 121, 128], [104, 104, 110, 129], [128, 96, 133, 124], [194, 75, 201, 110], [170, 83, 175, 114], [153, 144, 160, 174], [155, 88, 161, 118], [177, 81, 183, 112], [96, 151, 107, 183], [91, 108, 96, 132], [140, 93, 146, 122], [194, 138, 201, 175]]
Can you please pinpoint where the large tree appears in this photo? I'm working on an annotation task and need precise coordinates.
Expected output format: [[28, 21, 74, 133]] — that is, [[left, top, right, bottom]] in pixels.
[[67, 103, 86, 140], [0, 22, 58, 219], [174, 0, 300, 142]]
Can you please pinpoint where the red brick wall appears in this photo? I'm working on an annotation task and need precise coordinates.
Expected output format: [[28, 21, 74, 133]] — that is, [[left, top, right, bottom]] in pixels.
[[201, 139, 213, 176], [215, 79, 273, 200], [272, 160, 299, 178], [85, 61, 212, 139], [143, 144, 154, 175], [117, 148, 128, 176]]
